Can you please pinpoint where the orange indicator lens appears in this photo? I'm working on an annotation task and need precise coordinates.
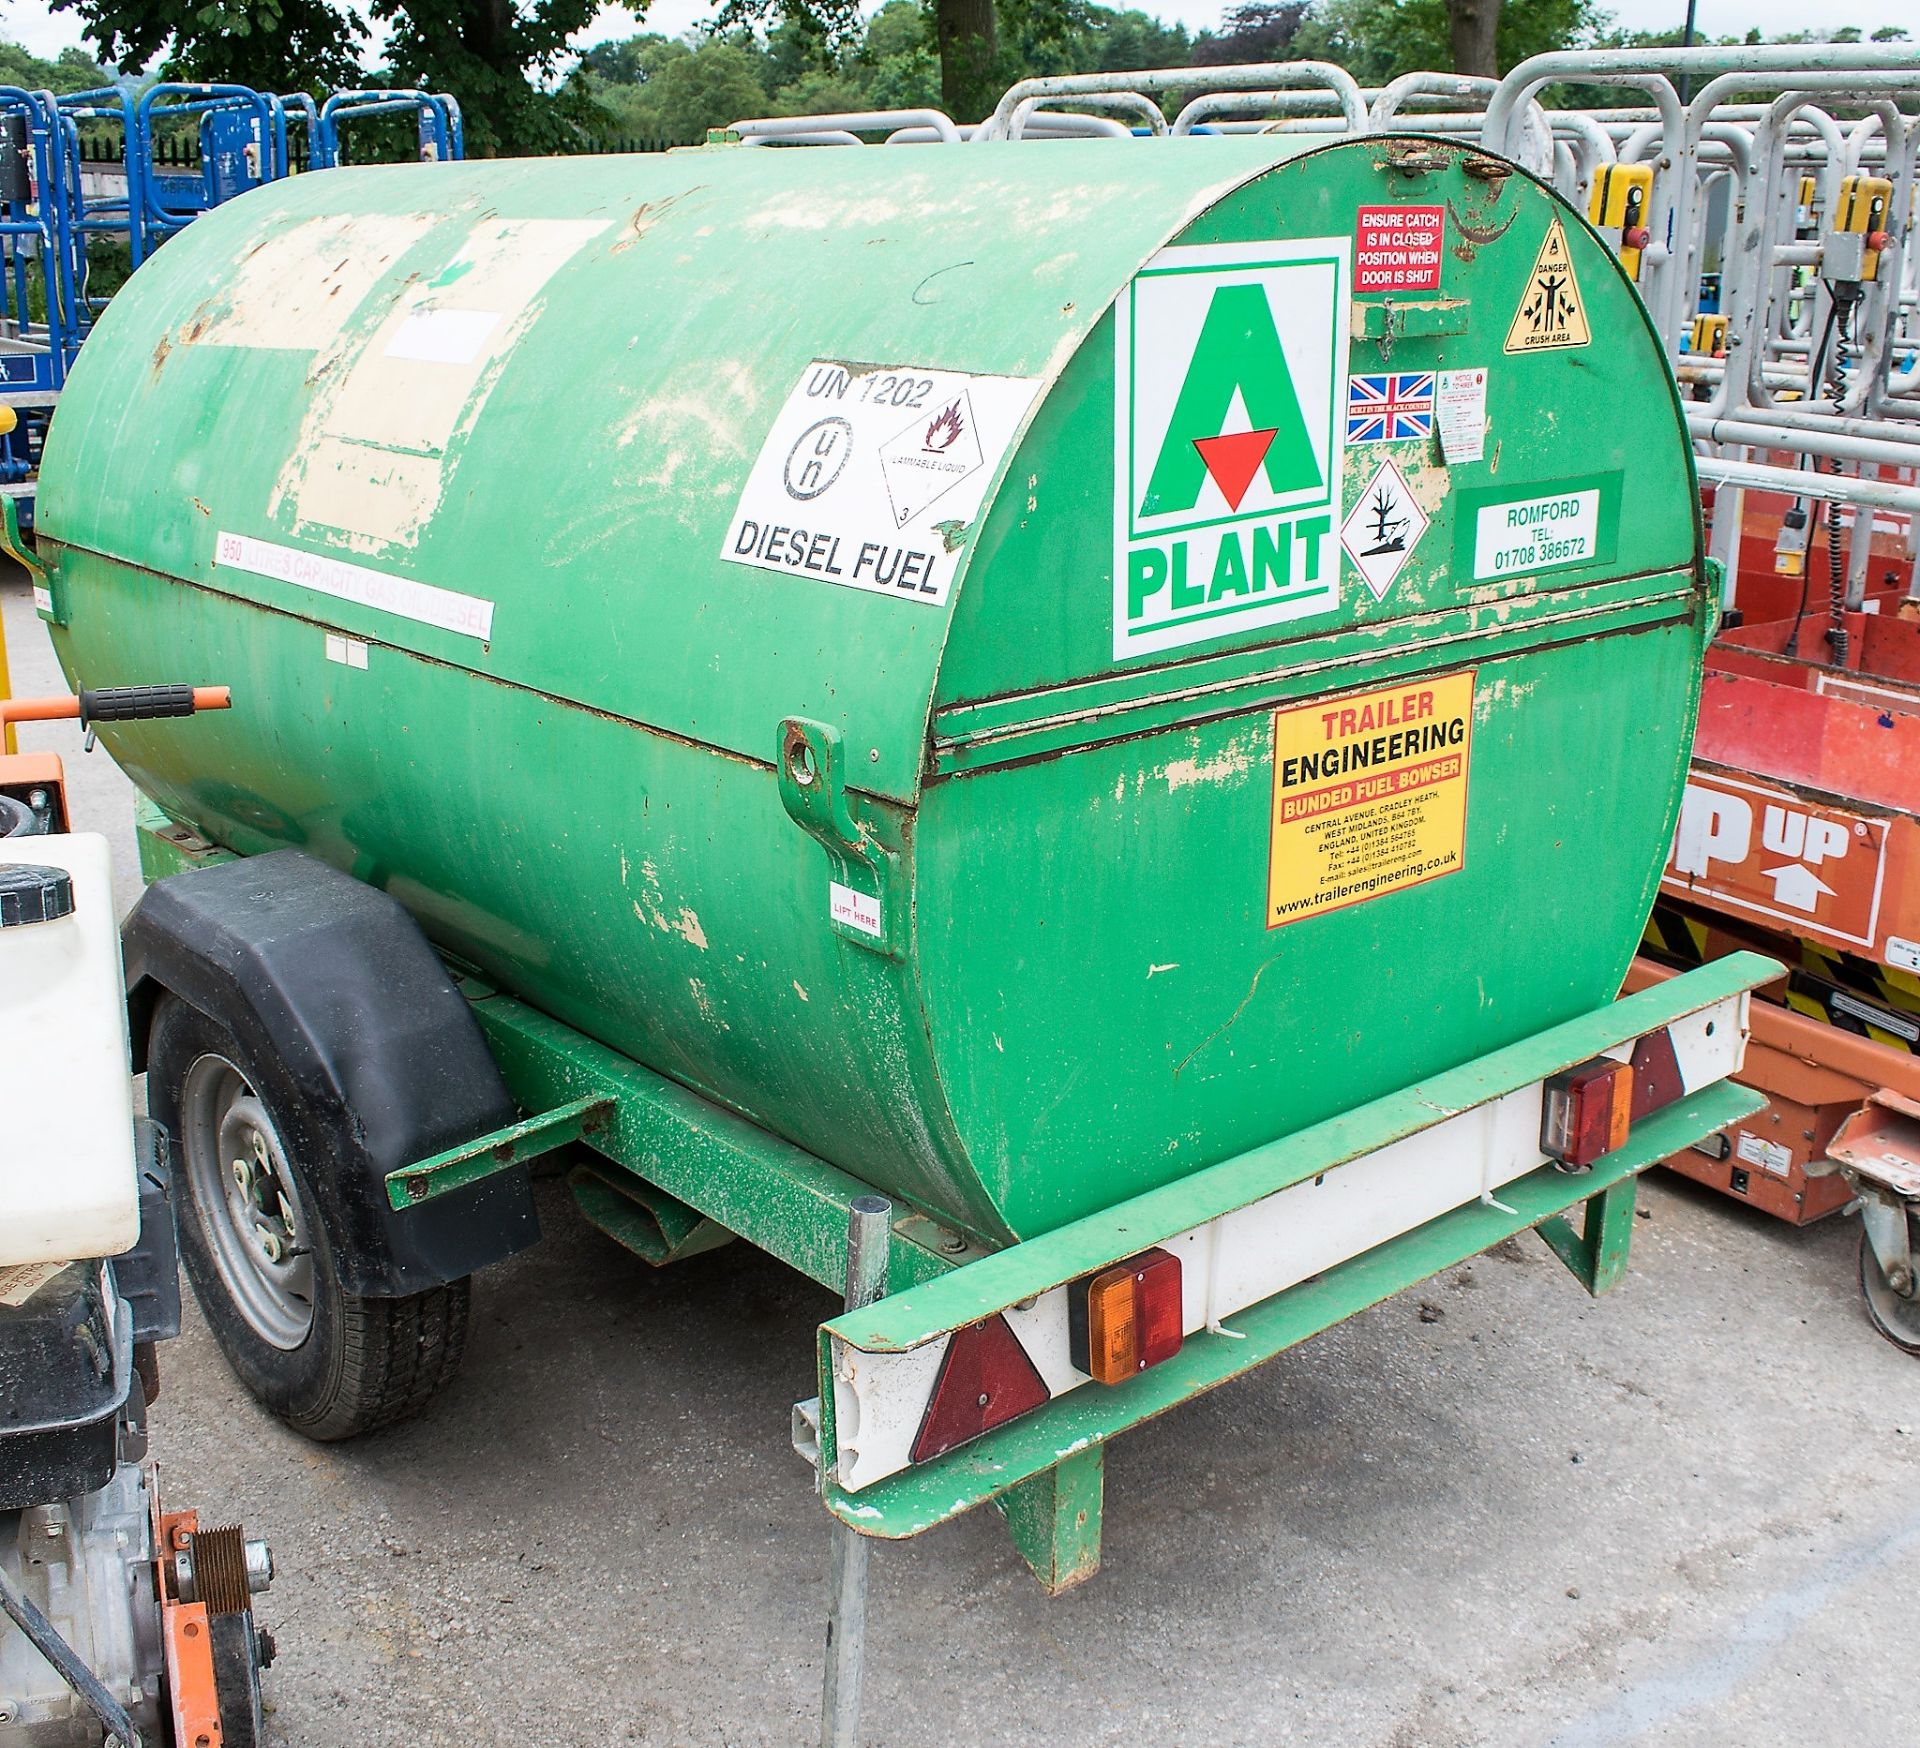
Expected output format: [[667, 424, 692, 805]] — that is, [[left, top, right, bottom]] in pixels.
[[1072, 1248, 1184, 1385]]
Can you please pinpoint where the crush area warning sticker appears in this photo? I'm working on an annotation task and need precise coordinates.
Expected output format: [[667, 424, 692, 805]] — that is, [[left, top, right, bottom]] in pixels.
[[1267, 671, 1474, 928], [1504, 217, 1589, 354]]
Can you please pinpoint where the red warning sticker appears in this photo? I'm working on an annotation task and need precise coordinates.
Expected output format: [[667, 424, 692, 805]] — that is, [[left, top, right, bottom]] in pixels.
[[1355, 205, 1446, 293]]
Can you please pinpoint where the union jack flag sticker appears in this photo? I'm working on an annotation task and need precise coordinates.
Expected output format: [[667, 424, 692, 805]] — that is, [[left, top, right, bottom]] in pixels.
[[1346, 373, 1435, 443]]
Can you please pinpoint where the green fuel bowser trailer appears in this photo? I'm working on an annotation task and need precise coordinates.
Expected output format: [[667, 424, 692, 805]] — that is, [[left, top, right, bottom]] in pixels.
[[30, 120, 1769, 1611]]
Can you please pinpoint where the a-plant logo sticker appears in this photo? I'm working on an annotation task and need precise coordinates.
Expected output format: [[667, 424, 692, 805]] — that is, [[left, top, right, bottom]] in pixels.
[[1114, 237, 1349, 661]]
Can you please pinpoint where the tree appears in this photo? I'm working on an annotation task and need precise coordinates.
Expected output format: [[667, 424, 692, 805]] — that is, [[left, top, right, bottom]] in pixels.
[[1192, 1, 1305, 66], [1292, 0, 1600, 82], [0, 39, 110, 92], [1445, 0, 1497, 76], [637, 40, 768, 136], [54, 0, 366, 91], [712, 0, 1079, 127], [52, 0, 644, 153]]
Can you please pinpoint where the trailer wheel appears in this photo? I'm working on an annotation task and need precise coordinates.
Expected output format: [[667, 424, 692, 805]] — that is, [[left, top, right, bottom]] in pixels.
[[147, 994, 471, 1438], [1858, 1208, 1920, 1357]]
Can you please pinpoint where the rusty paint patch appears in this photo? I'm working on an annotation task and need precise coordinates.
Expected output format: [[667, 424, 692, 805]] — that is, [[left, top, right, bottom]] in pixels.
[[610, 188, 703, 254], [1446, 195, 1518, 257]]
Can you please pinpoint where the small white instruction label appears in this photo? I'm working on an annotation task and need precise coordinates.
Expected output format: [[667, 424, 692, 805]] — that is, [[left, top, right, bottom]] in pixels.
[[1831, 989, 1920, 1042], [1435, 368, 1488, 465], [384, 308, 500, 366], [829, 881, 883, 938], [1735, 1131, 1794, 1178], [723, 360, 1040, 607], [1886, 935, 1920, 973], [1473, 488, 1601, 581], [216, 531, 495, 641], [324, 633, 369, 669], [31, 585, 51, 614], [0, 1260, 65, 1308]]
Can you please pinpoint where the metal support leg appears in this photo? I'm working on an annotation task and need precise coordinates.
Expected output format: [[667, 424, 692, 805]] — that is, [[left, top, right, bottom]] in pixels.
[[821, 1193, 891, 1748], [1535, 1174, 1638, 1296], [998, 1444, 1105, 1594]]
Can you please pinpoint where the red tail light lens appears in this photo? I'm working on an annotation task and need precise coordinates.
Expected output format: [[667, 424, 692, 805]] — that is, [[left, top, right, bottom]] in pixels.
[[1541, 1057, 1634, 1169], [910, 1313, 1050, 1465], [1070, 1248, 1184, 1385]]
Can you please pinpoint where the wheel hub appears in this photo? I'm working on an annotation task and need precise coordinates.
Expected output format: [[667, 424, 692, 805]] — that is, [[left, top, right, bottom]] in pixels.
[[180, 1055, 316, 1351]]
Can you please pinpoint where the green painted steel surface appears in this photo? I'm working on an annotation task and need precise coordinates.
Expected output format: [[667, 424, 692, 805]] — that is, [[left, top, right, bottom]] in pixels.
[[45, 137, 1707, 1247]]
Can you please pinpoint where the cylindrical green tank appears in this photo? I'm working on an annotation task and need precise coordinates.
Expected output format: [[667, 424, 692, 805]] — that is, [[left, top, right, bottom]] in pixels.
[[39, 136, 1707, 1247]]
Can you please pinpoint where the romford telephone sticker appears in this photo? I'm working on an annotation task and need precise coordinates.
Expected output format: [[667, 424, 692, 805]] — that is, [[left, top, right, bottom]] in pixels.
[[1341, 458, 1428, 602], [1267, 670, 1474, 928], [1473, 486, 1603, 579], [1114, 237, 1349, 662], [1504, 218, 1590, 353], [723, 360, 1040, 605]]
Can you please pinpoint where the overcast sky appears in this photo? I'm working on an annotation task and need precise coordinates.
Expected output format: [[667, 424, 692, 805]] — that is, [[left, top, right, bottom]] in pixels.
[[0, 0, 1907, 65]]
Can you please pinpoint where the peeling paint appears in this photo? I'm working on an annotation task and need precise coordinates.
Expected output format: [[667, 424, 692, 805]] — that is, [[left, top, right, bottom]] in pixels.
[[1160, 743, 1256, 792], [190, 212, 439, 353], [271, 216, 609, 553], [1403, 464, 1452, 517]]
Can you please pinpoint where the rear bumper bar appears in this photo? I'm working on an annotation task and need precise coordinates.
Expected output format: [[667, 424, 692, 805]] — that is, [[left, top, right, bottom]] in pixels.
[[811, 953, 1776, 1536]]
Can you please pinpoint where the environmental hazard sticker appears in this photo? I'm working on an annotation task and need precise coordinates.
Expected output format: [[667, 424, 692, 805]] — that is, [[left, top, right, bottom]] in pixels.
[[1504, 217, 1590, 354], [1340, 458, 1428, 602], [1267, 671, 1474, 928], [722, 360, 1040, 605], [1114, 237, 1349, 662]]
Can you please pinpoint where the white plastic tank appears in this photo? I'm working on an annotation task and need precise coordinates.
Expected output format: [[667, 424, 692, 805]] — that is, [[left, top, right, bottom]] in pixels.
[[0, 834, 139, 1266]]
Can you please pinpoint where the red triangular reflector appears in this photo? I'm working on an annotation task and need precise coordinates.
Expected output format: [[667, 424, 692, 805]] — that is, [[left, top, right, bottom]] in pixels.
[[1192, 428, 1277, 511], [910, 1313, 1050, 1464], [1629, 1027, 1685, 1120]]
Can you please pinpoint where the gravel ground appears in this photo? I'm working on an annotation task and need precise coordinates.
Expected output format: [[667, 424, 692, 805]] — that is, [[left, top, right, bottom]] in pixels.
[[6, 569, 1915, 1748]]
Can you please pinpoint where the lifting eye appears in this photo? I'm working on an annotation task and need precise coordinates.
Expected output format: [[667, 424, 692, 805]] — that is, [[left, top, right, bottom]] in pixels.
[[785, 734, 816, 787]]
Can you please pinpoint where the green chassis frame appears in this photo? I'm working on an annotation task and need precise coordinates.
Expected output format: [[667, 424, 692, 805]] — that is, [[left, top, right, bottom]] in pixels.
[[139, 803, 1771, 1595]]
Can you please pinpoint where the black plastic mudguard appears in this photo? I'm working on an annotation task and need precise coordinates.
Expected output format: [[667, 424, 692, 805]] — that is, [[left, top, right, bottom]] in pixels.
[[123, 849, 538, 1296]]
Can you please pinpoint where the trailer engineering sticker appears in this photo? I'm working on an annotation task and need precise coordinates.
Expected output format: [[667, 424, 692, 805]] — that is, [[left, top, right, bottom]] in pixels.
[[721, 361, 1040, 605], [1267, 671, 1473, 927], [1114, 237, 1349, 662]]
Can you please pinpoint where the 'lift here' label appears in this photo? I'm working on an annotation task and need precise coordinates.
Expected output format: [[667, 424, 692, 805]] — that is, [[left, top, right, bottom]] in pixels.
[[720, 359, 1040, 607]]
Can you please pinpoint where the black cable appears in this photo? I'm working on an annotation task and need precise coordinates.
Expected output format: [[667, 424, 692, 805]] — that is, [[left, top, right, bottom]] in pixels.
[[1780, 296, 1840, 659], [1825, 298, 1855, 667]]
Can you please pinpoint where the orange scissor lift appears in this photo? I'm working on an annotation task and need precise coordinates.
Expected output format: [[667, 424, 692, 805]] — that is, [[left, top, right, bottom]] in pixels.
[[1638, 464, 1920, 1352]]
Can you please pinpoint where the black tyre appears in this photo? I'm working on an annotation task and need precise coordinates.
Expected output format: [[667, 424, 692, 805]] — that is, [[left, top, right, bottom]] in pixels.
[[147, 994, 471, 1439], [1859, 1210, 1920, 1357]]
